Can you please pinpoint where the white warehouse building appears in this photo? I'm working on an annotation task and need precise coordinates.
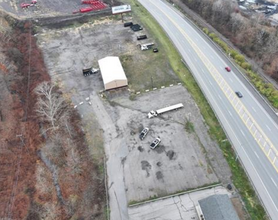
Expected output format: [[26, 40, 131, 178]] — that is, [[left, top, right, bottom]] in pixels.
[[98, 56, 128, 90]]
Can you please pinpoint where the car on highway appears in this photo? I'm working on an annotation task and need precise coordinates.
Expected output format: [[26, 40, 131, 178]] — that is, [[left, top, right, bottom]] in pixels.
[[225, 66, 231, 72], [150, 137, 161, 149], [139, 127, 149, 140], [235, 91, 243, 98]]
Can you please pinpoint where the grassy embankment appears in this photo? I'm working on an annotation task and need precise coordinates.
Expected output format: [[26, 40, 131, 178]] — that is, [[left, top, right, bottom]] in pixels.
[[124, 0, 267, 219]]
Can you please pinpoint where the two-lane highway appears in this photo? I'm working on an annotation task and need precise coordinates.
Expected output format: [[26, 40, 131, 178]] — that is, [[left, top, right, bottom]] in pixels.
[[138, 0, 278, 218]]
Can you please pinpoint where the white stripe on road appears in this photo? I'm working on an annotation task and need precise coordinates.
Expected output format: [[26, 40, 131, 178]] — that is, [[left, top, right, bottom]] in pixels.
[[266, 125, 272, 131], [146, 0, 278, 214], [218, 95, 222, 101], [254, 151, 260, 159], [228, 111, 232, 117], [229, 78, 233, 83], [271, 177, 277, 187], [252, 107, 257, 113], [240, 130, 246, 137]]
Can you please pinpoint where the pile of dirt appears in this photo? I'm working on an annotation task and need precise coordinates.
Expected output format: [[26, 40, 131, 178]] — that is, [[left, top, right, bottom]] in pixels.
[[0, 16, 105, 220]]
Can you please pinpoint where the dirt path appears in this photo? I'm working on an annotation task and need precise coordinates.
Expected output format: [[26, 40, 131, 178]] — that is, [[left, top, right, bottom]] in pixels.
[[90, 91, 129, 220]]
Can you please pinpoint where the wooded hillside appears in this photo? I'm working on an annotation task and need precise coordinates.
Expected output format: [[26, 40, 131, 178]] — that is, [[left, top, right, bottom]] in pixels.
[[181, 0, 278, 82]]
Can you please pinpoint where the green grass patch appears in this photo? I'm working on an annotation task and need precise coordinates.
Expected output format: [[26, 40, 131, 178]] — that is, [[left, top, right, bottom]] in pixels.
[[128, 182, 220, 206], [125, 0, 267, 219], [185, 121, 195, 133]]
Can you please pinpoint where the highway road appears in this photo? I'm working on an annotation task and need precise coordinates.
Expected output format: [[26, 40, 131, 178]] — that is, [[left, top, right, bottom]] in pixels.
[[138, 0, 278, 219]]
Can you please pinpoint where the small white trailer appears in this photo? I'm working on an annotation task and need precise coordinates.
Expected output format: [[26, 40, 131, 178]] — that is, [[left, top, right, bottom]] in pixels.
[[148, 103, 184, 118]]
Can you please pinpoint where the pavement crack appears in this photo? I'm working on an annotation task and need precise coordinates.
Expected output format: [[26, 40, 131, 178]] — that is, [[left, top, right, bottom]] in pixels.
[[173, 197, 184, 220]]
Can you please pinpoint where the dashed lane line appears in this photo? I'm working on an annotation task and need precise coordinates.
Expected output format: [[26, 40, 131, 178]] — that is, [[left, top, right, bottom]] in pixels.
[[153, 0, 278, 173]]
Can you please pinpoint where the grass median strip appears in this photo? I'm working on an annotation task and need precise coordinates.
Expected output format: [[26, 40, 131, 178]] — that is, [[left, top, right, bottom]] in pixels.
[[125, 0, 267, 219]]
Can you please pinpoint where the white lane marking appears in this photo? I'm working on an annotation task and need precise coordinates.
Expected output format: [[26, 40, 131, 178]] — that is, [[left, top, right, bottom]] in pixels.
[[145, 0, 278, 213], [218, 95, 222, 101], [271, 177, 277, 187], [228, 111, 232, 116], [252, 107, 257, 113], [229, 78, 233, 83], [241, 146, 278, 212], [266, 125, 271, 131], [174, 0, 278, 134], [201, 68, 205, 74], [254, 151, 260, 159], [194, 57, 197, 62], [240, 129, 246, 137], [209, 80, 213, 86]]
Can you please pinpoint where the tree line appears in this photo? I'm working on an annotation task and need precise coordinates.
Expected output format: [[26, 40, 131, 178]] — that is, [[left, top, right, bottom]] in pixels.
[[181, 0, 278, 82]]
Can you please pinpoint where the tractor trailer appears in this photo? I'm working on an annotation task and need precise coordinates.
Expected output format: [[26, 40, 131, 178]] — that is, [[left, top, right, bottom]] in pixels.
[[147, 103, 184, 118]]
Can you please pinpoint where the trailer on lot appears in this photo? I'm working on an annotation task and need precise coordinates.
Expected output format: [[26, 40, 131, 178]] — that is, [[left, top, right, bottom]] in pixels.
[[148, 103, 184, 118]]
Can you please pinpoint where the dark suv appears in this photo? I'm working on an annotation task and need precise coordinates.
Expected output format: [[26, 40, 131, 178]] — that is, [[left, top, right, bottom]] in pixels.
[[235, 91, 243, 98]]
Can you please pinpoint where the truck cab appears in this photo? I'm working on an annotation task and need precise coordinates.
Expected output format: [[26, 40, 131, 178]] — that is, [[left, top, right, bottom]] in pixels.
[[148, 110, 157, 118]]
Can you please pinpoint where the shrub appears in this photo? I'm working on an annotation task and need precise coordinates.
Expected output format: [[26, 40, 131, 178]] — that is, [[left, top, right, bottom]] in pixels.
[[209, 32, 216, 39], [269, 90, 278, 108], [229, 49, 238, 59], [203, 28, 209, 35], [218, 40, 229, 52], [235, 54, 245, 63], [241, 62, 252, 70]]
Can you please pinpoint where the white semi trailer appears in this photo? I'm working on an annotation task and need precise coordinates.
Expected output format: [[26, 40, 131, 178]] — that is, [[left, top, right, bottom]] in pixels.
[[147, 103, 184, 118]]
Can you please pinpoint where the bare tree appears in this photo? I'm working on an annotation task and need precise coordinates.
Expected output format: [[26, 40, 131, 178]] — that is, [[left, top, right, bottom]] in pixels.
[[35, 81, 69, 133], [229, 12, 246, 34]]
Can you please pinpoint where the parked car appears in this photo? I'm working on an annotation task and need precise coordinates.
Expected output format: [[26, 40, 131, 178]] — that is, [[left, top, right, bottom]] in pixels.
[[139, 127, 149, 140], [137, 35, 147, 40], [124, 22, 133, 27], [225, 66, 231, 72], [131, 24, 143, 32], [235, 91, 243, 98], [153, 48, 159, 53], [150, 137, 161, 149]]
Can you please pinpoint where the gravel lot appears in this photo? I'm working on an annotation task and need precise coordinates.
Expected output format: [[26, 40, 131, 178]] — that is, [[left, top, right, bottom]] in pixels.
[[38, 19, 233, 219], [111, 85, 219, 202]]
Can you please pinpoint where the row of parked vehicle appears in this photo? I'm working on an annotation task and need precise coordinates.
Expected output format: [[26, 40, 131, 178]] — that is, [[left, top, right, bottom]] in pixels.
[[123, 21, 159, 53], [139, 127, 161, 150]]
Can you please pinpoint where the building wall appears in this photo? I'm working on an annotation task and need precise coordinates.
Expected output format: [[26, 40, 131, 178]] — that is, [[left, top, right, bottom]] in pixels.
[[105, 79, 128, 90]]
